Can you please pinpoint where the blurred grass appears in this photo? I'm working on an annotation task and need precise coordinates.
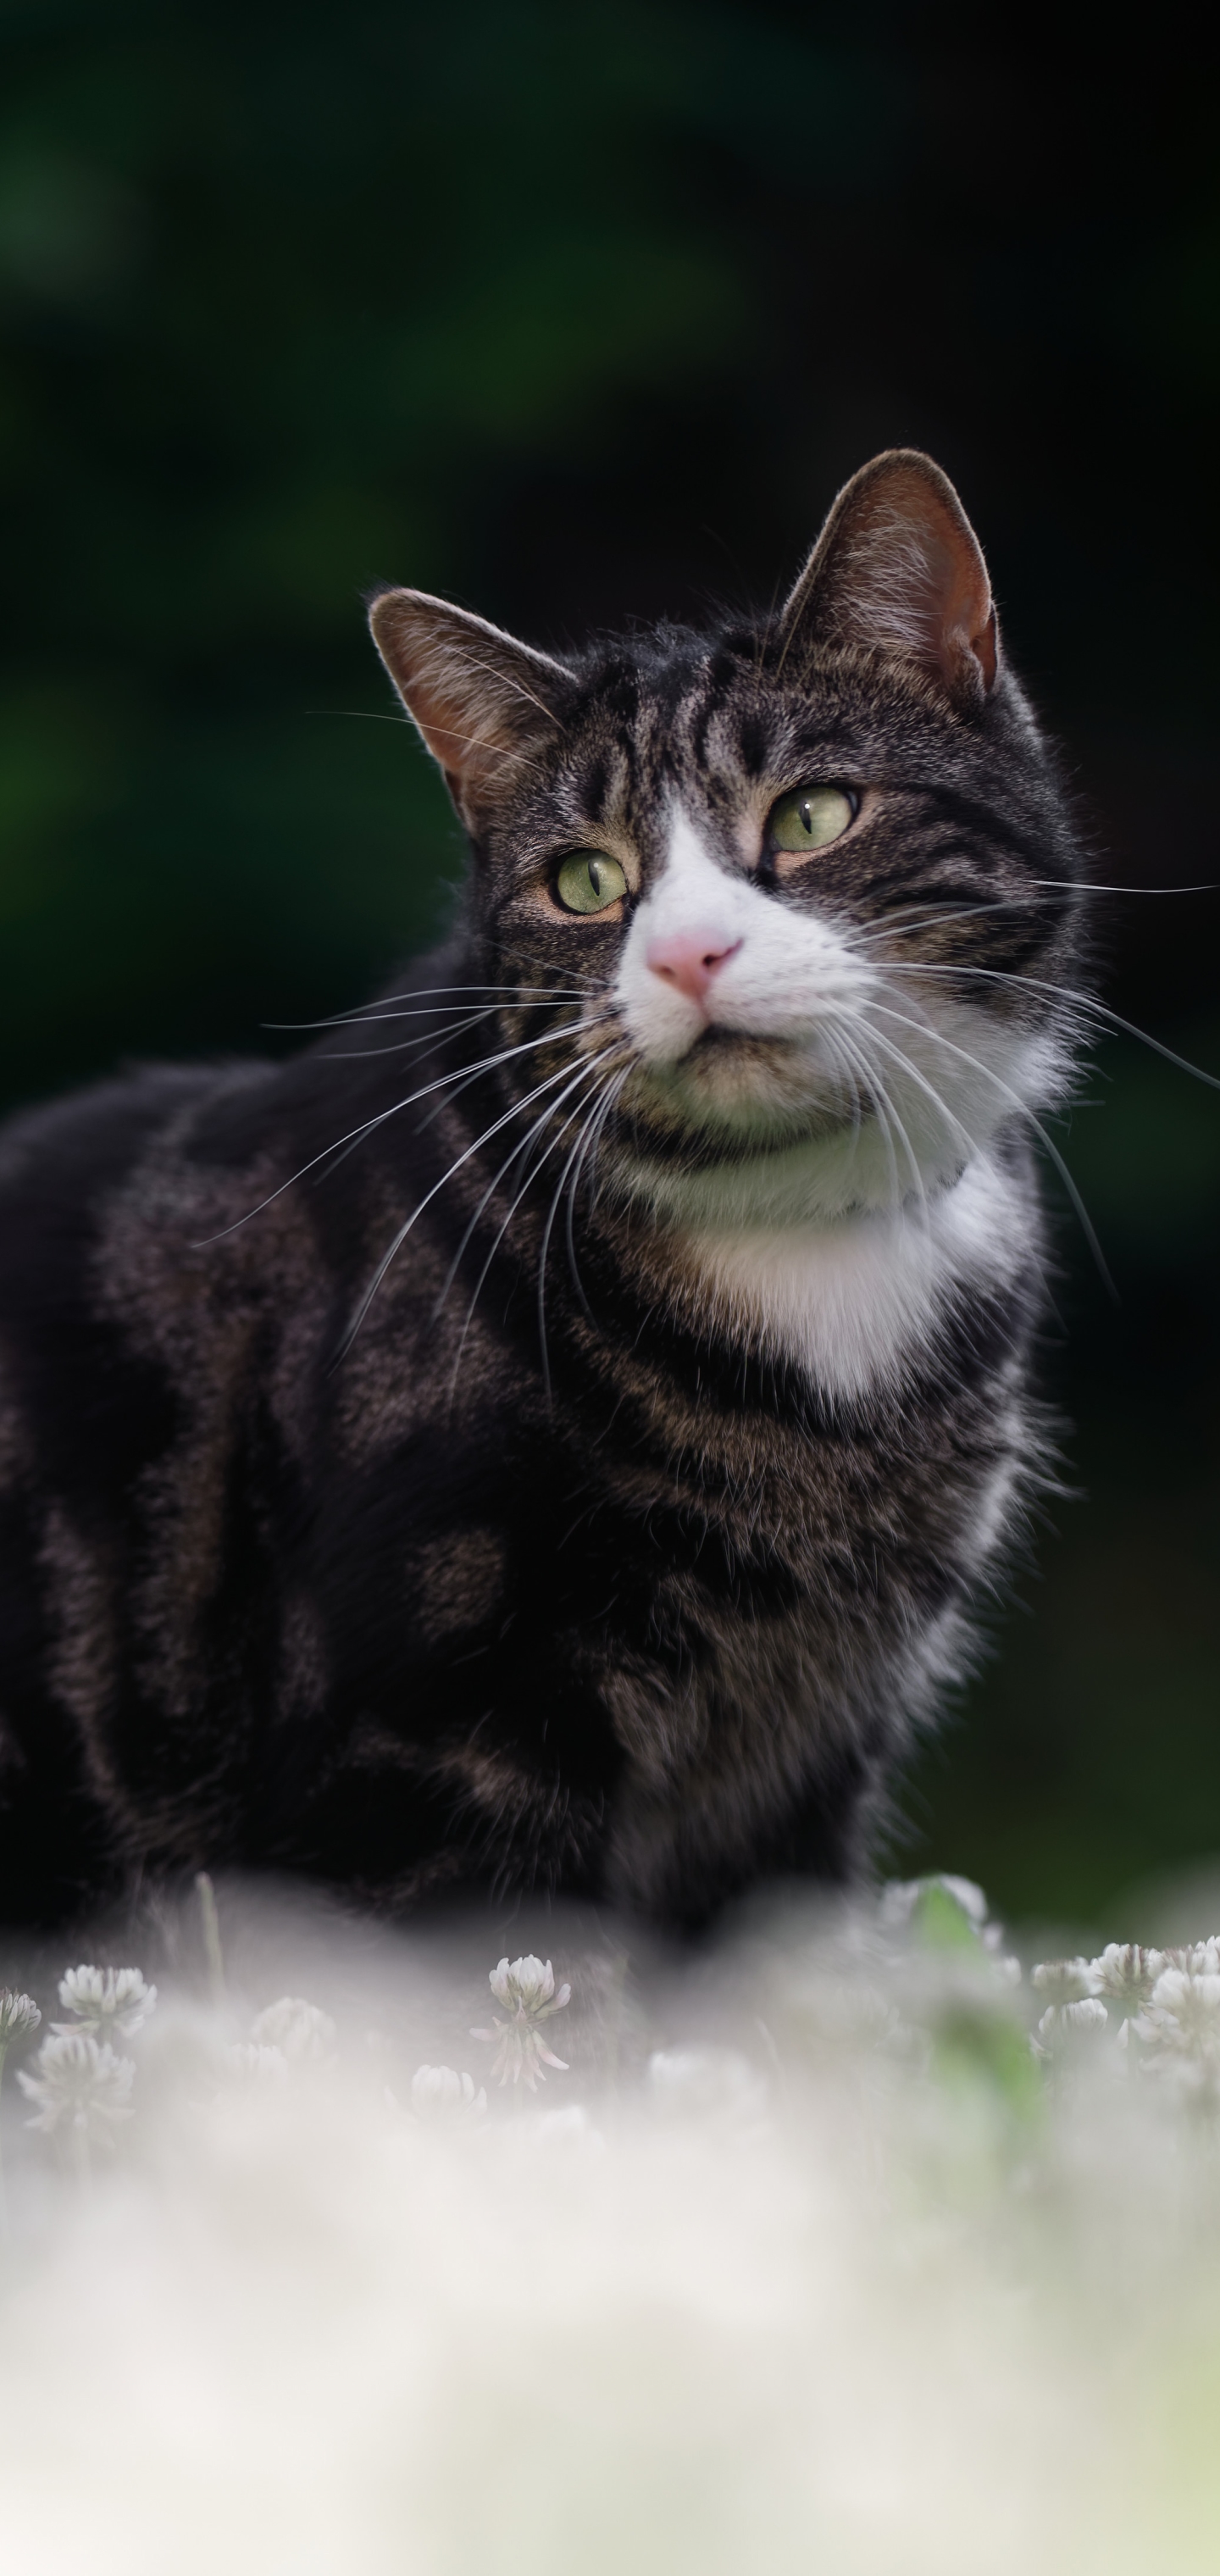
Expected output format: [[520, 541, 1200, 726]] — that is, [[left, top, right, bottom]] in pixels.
[[2, 0, 1219, 1925]]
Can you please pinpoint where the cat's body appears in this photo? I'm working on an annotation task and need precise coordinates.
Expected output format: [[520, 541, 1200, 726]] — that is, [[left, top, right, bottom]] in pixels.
[[0, 453, 1081, 1927]]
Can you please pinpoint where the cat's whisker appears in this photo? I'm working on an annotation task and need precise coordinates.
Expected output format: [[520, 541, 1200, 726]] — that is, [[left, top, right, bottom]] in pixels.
[[809, 1024, 862, 1182], [865, 995, 1116, 1295], [314, 1017, 612, 1186], [305, 705, 415, 723], [465, 1061, 625, 1360], [1032, 878, 1219, 897], [298, 1019, 507, 1176], [846, 867, 1203, 954], [565, 1066, 632, 1322], [196, 1024, 613, 1246], [266, 985, 595, 1031], [568, 1063, 629, 1272], [851, 897, 1047, 947], [822, 1016, 904, 1216], [433, 1108, 568, 1322], [817, 1030, 864, 1169], [336, 1052, 607, 1356], [537, 1053, 634, 1400], [347, 988, 596, 1020], [563, 1106, 605, 1327], [432, 1042, 618, 1320], [831, 1019, 932, 1225], [320, 1007, 499, 1063], [442, 1049, 625, 1402], [855, 1008, 984, 1176], [413, 1014, 615, 1137], [885, 962, 1220, 1094], [496, 946, 602, 997]]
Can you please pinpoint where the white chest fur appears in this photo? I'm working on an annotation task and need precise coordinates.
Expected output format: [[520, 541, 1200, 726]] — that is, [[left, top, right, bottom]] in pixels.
[[678, 1151, 1026, 1401]]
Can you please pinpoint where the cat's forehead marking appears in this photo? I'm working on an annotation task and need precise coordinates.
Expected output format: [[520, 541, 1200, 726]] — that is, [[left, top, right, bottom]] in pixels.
[[568, 658, 758, 857], [658, 803, 725, 884]]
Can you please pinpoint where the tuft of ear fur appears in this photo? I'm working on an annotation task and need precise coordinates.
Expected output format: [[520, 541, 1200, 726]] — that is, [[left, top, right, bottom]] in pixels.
[[369, 589, 573, 827], [779, 450, 998, 708]]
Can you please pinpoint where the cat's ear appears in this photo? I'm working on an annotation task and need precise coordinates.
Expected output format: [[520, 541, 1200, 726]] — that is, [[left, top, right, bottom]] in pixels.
[[779, 450, 998, 707], [368, 589, 573, 827]]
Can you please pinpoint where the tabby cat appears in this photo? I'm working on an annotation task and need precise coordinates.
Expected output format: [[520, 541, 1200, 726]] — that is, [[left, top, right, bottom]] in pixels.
[[0, 451, 1081, 1929]]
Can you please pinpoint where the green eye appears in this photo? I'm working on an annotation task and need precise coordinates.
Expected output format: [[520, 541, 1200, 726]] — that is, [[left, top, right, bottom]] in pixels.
[[554, 850, 629, 914], [768, 786, 856, 856]]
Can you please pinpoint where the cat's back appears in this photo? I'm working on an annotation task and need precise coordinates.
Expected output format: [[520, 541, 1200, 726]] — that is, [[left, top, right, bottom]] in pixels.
[[0, 1067, 227, 1465], [0, 1061, 291, 1435]]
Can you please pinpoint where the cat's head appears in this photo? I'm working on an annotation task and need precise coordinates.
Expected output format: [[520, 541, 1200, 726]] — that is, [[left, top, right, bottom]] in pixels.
[[369, 452, 1081, 1230]]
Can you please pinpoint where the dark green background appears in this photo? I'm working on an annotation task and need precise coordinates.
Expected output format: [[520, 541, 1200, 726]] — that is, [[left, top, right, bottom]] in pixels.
[[3, 0, 1217, 1930]]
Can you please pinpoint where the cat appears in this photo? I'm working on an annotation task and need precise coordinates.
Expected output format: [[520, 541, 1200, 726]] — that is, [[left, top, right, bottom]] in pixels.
[[0, 449, 1082, 1929]]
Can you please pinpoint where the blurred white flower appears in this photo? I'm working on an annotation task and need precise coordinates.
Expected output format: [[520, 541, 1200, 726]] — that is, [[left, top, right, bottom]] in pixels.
[[53, 1965, 157, 2040], [410, 2065, 487, 2119], [1140, 1965, 1220, 2037], [18, 2033, 135, 2137], [1030, 1957, 1103, 2005], [1089, 1945, 1165, 2007], [1123, 1951, 1220, 2096], [1036, 1997, 1109, 2046], [249, 1998, 337, 2065], [226, 2044, 290, 2084], [0, 1989, 41, 2046], [472, 1955, 571, 2089]]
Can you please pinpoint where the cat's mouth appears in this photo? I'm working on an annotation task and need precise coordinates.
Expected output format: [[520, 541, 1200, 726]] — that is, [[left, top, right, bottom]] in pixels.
[[625, 1021, 857, 1147], [688, 1024, 772, 1056]]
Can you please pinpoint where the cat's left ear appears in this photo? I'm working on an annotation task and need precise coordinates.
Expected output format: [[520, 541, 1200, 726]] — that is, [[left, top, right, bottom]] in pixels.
[[779, 450, 999, 708], [369, 588, 573, 830]]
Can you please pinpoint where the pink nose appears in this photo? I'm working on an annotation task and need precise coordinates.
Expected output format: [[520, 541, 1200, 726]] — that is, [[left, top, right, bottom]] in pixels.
[[646, 930, 742, 1003]]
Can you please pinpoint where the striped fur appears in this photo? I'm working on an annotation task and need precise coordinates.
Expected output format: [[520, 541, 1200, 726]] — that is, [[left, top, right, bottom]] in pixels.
[[0, 453, 1082, 1927]]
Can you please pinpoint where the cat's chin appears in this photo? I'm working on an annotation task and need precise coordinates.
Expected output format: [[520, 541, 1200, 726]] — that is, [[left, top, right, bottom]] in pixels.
[[630, 1026, 853, 1147]]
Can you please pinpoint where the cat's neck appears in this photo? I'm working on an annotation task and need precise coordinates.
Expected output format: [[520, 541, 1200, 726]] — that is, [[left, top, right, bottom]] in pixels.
[[613, 1147, 1033, 1403]]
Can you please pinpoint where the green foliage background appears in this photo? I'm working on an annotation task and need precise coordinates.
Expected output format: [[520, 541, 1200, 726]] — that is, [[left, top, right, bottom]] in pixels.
[[2, 0, 1217, 1929]]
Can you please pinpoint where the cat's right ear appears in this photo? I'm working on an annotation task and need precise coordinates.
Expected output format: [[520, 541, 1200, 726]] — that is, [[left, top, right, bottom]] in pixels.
[[778, 450, 999, 709], [368, 589, 573, 830]]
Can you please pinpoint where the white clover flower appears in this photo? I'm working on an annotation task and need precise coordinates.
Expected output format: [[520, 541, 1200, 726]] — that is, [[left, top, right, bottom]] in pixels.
[[1030, 1957, 1103, 2005], [410, 2064, 487, 2119], [53, 1964, 158, 2040], [1146, 1966, 1220, 2034], [487, 1956, 569, 2014], [1036, 1996, 1109, 2045], [248, 1997, 337, 2065], [225, 2043, 290, 2084], [0, 1989, 41, 2046], [1089, 1945, 1165, 2007], [1128, 1957, 1220, 2092], [17, 2032, 135, 2137], [472, 1954, 571, 2089]]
